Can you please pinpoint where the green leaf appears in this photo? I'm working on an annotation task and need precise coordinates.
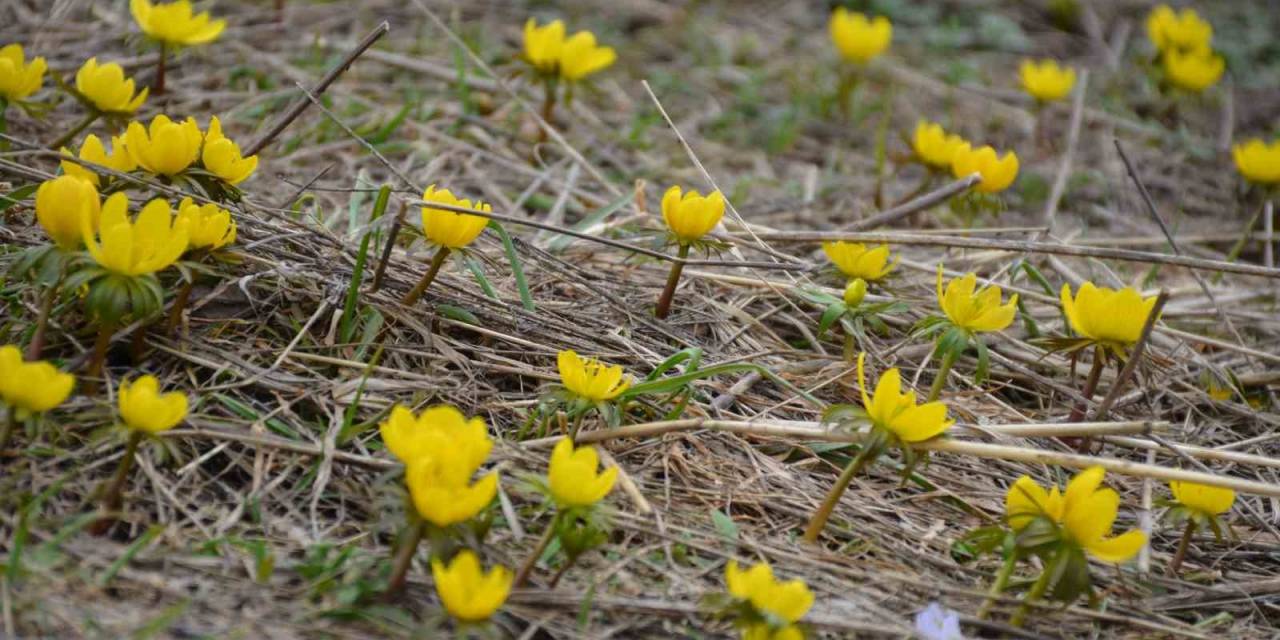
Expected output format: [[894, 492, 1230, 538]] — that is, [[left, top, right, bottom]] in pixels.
[[98, 524, 165, 587], [0, 183, 37, 214], [488, 221, 535, 311], [974, 339, 991, 385], [710, 509, 739, 542], [547, 191, 632, 252], [817, 303, 846, 340], [437, 304, 481, 326], [340, 184, 390, 343], [463, 253, 499, 300], [644, 347, 704, 382]]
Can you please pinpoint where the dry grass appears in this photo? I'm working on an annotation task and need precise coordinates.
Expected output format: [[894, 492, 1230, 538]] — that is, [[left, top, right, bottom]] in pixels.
[[3, 0, 1280, 638]]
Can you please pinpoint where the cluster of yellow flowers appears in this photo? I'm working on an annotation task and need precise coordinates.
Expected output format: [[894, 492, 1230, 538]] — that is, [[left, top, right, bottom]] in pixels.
[[1146, 4, 1223, 93], [910, 121, 1019, 194], [724, 561, 814, 639]]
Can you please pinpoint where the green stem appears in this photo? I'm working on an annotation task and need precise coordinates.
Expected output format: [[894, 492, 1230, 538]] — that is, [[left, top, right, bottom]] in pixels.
[[26, 267, 66, 360], [165, 278, 195, 336], [513, 511, 560, 587], [654, 243, 689, 319], [0, 409, 17, 453], [90, 430, 143, 535], [84, 322, 116, 396], [383, 512, 426, 599], [842, 331, 856, 363], [540, 78, 557, 126], [567, 412, 586, 443], [155, 43, 167, 95], [978, 549, 1019, 619], [1011, 548, 1064, 627], [1169, 520, 1196, 575], [1068, 346, 1106, 422], [48, 110, 100, 150], [401, 247, 450, 306], [926, 349, 958, 403], [547, 552, 579, 588], [802, 444, 878, 543]]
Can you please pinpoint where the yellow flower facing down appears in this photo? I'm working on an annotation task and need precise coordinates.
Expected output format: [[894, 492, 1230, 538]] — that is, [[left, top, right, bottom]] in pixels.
[[829, 9, 892, 64], [548, 437, 617, 508], [936, 268, 1017, 334], [1231, 138, 1280, 185], [379, 404, 492, 470], [431, 550, 512, 623], [0, 43, 46, 102], [557, 350, 630, 402], [1169, 481, 1235, 518], [951, 143, 1019, 193], [1060, 282, 1158, 348], [1005, 466, 1147, 562], [912, 121, 966, 171], [130, 0, 226, 47], [1162, 49, 1224, 93], [119, 375, 188, 434], [75, 58, 147, 115], [523, 18, 566, 76], [1019, 59, 1076, 103], [725, 561, 814, 625], [0, 346, 74, 415], [82, 194, 189, 276], [202, 116, 258, 185], [420, 184, 490, 250], [822, 241, 895, 282], [857, 353, 952, 443], [406, 455, 498, 527], [558, 29, 616, 82], [126, 114, 203, 176], [35, 175, 102, 251], [662, 185, 725, 243], [843, 278, 867, 307], [176, 197, 235, 250], [1146, 4, 1212, 54], [61, 134, 137, 187]]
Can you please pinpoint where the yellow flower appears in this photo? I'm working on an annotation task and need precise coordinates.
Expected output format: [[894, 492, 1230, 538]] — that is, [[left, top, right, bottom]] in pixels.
[[557, 350, 630, 402], [822, 242, 895, 282], [662, 185, 725, 243], [406, 456, 498, 527], [130, 0, 226, 47], [843, 278, 867, 307], [0, 346, 74, 415], [744, 625, 804, 640], [950, 143, 1019, 193], [1005, 467, 1147, 562], [724, 561, 814, 624], [856, 353, 952, 443], [126, 114, 203, 176], [912, 121, 966, 171], [1146, 4, 1212, 54], [548, 437, 617, 508], [1169, 481, 1235, 517], [202, 116, 258, 185], [1231, 138, 1280, 185], [118, 375, 188, 434], [1019, 59, 1075, 103], [523, 18, 566, 76], [558, 30, 616, 82], [431, 550, 511, 623], [829, 9, 891, 64], [936, 267, 1017, 334], [1162, 49, 1224, 93], [378, 404, 492, 469], [176, 197, 235, 250], [82, 194, 189, 276], [0, 43, 46, 102], [35, 175, 102, 251], [1060, 282, 1158, 348], [420, 184, 490, 250], [61, 134, 137, 187], [75, 58, 147, 115]]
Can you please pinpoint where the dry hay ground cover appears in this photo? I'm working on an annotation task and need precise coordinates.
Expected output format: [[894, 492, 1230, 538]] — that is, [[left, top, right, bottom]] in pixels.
[[2, 0, 1280, 638]]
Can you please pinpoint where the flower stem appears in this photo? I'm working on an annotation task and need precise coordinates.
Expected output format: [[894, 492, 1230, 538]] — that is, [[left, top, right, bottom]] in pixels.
[[26, 268, 66, 360], [842, 331, 856, 363], [165, 278, 196, 336], [1011, 547, 1064, 627], [978, 549, 1019, 620], [383, 512, 426, 599], [540, 78, 557, 126], [47, 110, 100, 150], [0, 409, 17, 453], [654, 243, 690, 319], [802, 444, 877, 543], [514, 511, 560, 588], [1169, 520, 1197, 575], [90, 430, 143, 536], [84, 322, 116, 395], [927, 348, 958, 403], [155, 43, 167, 95], [567, 412, 586, 443], [401, 247, 450, 306], [547, 553, 579, 588]]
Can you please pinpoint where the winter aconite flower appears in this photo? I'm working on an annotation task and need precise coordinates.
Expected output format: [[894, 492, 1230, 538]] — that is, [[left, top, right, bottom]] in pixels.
[[822, 242, 895, 282], [1060, 282, 1158, 350], [913, 122, 966, 172], [119, 375, 189, 434], [829, 9, 891, 64], [0, 346, 74, 417], [1146, 4, 1212, 54], [82, 195, 188, 277], [406, 454, 499, 527], [843, 278, 867, 307], [950, 143, 1019, 193], [421, 184, 490, 250], [558, 350, 630, 403], [75, 58, 147, 115], [662, 185, 725, 244], [202, 116, 258, 185], [1162, 49, 1224, 93], [548, 437, 617, 508], [725, 561, 813, 638], [379, 404, 492, 469], [1005, 466, 1147, 563], [1019, 59, 1075, 103], [1169, 481, 1235, 520], [936, 269, 1017, 334], [431, 550, 512, 623], [522, 19, 565, 76], [1231, 138, 1280, 186], [858, 353, 953, 444], [126, 114, 203, 177], [0, 44, 46, 102], [61, 134, 137, 187], [35, 175, 102, 251], [522, 18, 615, 82], [176, 197, 235, 250], [130, 0, 226, 47]]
